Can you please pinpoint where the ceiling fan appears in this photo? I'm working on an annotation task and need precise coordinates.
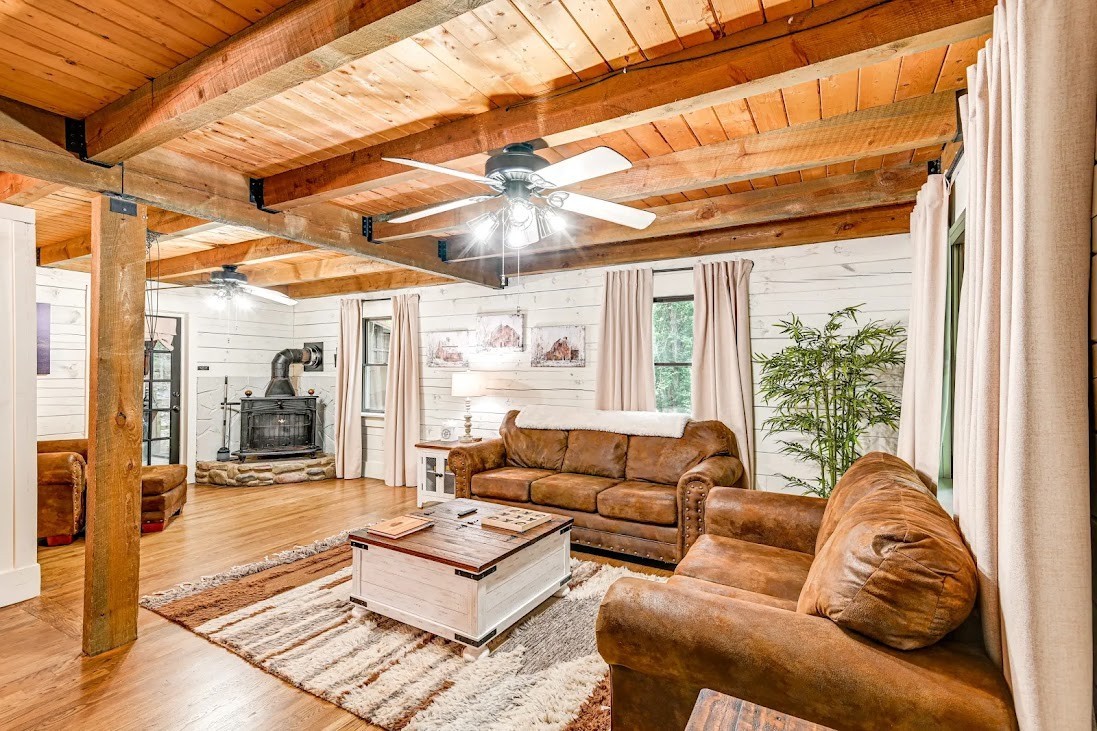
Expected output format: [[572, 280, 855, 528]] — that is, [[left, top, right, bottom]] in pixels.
[[384, 143, 656, 249], [190, 265, 297, 307]]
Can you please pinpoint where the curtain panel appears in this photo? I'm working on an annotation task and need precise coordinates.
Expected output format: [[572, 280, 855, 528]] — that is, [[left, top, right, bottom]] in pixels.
[[952, 2, 1096, 728], [692, 260, 755, 486], [334, 298, 363, 479], [897, 174, 949, 490], [383, 294, 421, 487], [595, 268, 655, 411]]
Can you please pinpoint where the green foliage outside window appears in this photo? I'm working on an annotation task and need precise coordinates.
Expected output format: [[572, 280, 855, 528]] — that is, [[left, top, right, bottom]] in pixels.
[[653, 298, 693, 414], [755, 306, 905, 498]]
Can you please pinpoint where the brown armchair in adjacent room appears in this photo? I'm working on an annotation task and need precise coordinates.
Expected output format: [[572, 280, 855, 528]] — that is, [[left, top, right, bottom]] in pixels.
[[36, 438, 190, 544], [595, 452, 1017, 731]]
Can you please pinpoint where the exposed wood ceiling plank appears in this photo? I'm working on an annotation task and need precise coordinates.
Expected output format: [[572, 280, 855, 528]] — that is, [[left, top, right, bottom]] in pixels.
[[147, 237, 316, 279], [260, 0, 993, 208], [38, 234, 91, 266], [517, 203, 914, 274], [82, 0, 497, 164], [0, 99, 499, 288], [443, 164, 926, 260], [0, 173, 65, 205], [285, 268, 452, 299]]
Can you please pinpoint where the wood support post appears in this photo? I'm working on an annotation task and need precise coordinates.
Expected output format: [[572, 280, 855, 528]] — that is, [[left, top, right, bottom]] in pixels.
[[82, 195, 146, 656]]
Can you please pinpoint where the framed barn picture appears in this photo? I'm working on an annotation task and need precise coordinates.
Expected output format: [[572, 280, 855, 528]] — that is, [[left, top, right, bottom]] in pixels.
[[476, 313, 524, 352], [426, 330, 470, 368], [530, 325, 585, 367], [36, 302, 50, 375]]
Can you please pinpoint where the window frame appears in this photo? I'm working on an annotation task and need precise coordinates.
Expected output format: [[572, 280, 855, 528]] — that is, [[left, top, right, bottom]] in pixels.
[[361, 316, 392, 414], [652, 295, 694, 414]]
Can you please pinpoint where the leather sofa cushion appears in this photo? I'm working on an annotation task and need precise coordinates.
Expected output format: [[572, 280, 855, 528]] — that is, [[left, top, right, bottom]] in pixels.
[[667, 575, 798, 611], [676, 534, 813, 602], [816, 451, 927, 552], [472, 467, 555, 502], [597, 481, 677, 526], [141, 464, 188, 495], [562, 429, 627, 479], [142, 481, 187, 520], [500, 410, 568, 471], [531, 473, 619, 512], [798, 469, 978, 650], [626, 420, 733, 485]]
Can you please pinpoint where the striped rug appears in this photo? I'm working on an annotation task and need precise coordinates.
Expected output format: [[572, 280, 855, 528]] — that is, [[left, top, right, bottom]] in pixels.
[[141, 532, 665, 731]]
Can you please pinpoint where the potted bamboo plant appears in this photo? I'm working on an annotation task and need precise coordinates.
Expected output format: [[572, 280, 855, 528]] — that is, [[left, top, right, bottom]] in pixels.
[[755, 305, 905, 498]]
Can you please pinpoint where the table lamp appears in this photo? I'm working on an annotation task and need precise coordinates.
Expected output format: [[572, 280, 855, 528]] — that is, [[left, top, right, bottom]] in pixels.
[[451, 371, 485, 443]]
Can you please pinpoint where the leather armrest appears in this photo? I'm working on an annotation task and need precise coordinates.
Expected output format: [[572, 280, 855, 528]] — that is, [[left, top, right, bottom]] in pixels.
[[704, 486, 826, 555], [596, 578, 1016, 731], [37, 438, 89, 461], [37, 451, 86, 486], [677, 456, 745, 558], [448, 439, 506, 499]]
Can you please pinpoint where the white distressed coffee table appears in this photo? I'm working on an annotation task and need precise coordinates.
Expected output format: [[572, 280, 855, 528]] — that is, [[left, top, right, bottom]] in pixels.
[[348, 498, 573, 660]]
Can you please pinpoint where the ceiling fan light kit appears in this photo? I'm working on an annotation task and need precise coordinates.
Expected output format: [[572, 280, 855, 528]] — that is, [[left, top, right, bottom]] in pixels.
[[383, 143, 656, 252], [202, 264, 298, 307]]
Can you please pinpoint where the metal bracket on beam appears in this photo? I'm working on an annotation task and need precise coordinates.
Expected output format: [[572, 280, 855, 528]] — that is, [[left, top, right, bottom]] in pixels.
[[64, 118, 113, 168], [362, 216, 376, 242], [248, 178, 282, 214], [437, 239, 448, 263], [927, 159, 942, 176], [108, 196, 138, 217]]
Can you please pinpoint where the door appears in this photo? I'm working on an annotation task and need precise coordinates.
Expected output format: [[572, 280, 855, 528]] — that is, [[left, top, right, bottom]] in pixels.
[[143, 315, 182, 465]]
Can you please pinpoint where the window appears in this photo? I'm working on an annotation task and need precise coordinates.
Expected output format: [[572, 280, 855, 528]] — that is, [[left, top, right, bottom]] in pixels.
[[653, 296, 693, 414], [362, 318, 391, 413]]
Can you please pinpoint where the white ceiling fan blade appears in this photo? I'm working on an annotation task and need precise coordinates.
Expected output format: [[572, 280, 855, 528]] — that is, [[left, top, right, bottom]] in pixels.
[[537, 147, 632, 188], [241, 284, 297, 306], [386, 195, 496, 224], [557, 193, 656, 230], [382, 157, 495, 186]]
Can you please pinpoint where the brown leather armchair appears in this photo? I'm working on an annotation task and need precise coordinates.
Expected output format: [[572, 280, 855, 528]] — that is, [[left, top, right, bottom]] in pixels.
[[36, 438, 189, 544], [596, 453, 1016, 730]]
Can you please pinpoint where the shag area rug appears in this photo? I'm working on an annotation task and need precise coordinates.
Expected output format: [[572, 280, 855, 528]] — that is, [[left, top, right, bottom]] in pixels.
[[141, 532, 665, 731]]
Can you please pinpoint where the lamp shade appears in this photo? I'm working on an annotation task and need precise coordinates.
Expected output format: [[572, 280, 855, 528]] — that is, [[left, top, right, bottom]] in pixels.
[[451, 370, 485, 398]]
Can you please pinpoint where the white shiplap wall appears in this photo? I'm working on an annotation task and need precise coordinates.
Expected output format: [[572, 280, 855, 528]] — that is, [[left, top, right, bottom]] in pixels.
[[35, 267, 89, 439], [33, 269, 296, 473], [294, 234, 912, 491]]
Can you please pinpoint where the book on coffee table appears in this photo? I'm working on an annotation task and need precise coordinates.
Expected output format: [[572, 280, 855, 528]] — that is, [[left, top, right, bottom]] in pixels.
[[367, 515, 434, 539]]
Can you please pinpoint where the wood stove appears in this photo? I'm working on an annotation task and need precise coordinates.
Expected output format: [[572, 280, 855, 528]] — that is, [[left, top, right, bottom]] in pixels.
[[234, 396, 319, 460]]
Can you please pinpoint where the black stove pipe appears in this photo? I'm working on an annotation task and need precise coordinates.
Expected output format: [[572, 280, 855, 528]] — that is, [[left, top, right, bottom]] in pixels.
[[265, 346, 318, 397]]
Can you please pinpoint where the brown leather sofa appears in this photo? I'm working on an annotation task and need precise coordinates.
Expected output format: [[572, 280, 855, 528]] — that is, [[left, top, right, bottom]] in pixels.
[[37, 438, 189, 544], [450, 410, 747, 563], [595, 452, 1016, 730]]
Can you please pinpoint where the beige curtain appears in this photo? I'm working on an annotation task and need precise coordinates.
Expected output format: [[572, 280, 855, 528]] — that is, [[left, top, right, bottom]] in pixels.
[[595, 268, 655, 411], [334, 298, 363, 479], [897, 175, 949, 490], [692, 260, 754, 487], [383, 294, 420, 487], [953, 3, 1096, 728]]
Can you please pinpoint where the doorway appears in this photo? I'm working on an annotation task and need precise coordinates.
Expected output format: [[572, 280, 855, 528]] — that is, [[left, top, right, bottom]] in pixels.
[[143, 315, 182, 465]]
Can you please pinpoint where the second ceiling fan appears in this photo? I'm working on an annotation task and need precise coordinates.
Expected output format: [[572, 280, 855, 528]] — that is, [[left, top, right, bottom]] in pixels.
[[384, 142, 655, 249]]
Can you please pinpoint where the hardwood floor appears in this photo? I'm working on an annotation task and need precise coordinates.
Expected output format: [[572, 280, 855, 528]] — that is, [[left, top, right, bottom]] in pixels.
[[1, 479, 420, 731], [1, 478, 667, 730]]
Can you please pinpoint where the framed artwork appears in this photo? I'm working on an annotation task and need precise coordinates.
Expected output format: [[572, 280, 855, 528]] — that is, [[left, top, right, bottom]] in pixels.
[[36, 302, 50, 375], [531, 325, 586, 367], [426, 330, 469, 368], [476, 313, 524, 352]]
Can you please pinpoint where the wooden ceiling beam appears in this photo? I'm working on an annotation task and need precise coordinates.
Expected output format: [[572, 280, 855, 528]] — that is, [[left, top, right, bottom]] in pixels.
[[445, 164, 926, 261], [81, 0, 495, 164], [516, 204, 915, 275], [146, 209, 227, 241], [38, 234, 91, 266], [233, 256, 395, 288], [260, 0, 993, 209], [147, 237, 315, 280], [0, 173, 64, 205], [285, 268, 452, 299], [0, 101, 500, 288]]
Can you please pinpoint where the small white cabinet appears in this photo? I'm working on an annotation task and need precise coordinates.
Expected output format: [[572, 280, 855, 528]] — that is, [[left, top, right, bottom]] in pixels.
[[416, 441, 457, 507]]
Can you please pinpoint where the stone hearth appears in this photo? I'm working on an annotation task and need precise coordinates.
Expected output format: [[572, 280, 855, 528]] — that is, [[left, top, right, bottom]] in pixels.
[[196, 453, 336, 487]]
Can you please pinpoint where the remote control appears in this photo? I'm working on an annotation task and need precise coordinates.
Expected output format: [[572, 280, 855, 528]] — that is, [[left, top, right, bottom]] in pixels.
[[456, 507, 477, 517]]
